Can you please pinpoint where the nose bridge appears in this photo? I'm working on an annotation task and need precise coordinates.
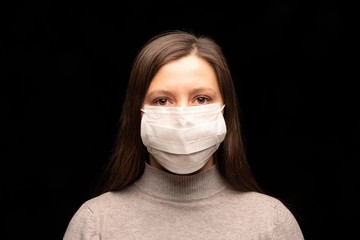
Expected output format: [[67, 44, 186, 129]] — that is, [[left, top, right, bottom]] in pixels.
[[174, 92, 190, 107], [177, 98, 189, 107]]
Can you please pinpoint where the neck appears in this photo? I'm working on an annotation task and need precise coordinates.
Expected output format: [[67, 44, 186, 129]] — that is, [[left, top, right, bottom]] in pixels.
[[148, 156, 215, 176], [135, 162, 228, 201]]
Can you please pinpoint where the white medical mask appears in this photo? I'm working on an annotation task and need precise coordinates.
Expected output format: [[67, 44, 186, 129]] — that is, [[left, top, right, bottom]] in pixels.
[[140, 103, 226, 174]]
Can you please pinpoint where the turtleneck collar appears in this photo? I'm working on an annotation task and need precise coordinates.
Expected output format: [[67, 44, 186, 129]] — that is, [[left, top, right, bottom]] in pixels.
[[134, 162, 228, 202]]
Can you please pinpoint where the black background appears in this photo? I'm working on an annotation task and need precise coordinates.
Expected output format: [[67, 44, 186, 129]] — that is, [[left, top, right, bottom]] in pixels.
[[1, 1, 357, 239]]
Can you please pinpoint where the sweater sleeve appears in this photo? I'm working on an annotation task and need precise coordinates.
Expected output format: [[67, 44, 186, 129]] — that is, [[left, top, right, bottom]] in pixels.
[[273, 201, 305, 240], [63, 203, 100, 240]]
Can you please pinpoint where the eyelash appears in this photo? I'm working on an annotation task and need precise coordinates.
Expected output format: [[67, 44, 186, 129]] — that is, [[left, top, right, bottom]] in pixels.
[[195, 96, 211, 104], [153, 97, 171, 105], [153, 96, 211, 105]]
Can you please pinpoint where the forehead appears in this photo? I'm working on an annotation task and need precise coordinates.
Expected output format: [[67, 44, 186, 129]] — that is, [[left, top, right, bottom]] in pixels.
[[147, 55, 219, 90]]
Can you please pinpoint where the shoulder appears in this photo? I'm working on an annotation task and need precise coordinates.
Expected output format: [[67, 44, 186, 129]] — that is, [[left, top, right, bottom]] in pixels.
[[240, 191, 298, 219], [81, 187, 138, 213], [218, 190, 304, 239], [67, 184, 140, 223], [67, 191, 124, 223], [223, 189, 283, 206], [63, 189, 137, 239], [240, 191, 298, 218], [221, 190, 301, 224]]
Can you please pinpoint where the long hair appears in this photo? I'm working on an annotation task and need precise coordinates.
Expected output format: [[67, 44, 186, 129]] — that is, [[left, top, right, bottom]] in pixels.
[[101, 30, 263, 193]]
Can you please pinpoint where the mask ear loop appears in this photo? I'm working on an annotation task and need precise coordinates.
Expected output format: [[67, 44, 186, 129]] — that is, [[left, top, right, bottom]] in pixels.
[[219, 104, 226, 113]]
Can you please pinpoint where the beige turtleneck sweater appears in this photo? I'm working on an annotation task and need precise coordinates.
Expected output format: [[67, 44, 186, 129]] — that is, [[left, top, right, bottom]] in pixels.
[[63, 163, 304, 239]]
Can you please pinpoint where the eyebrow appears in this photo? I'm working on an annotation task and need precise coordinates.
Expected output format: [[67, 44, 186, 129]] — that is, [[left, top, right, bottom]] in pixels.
[[145, 90, 174, 99], [146, 87, 216, 98], [189, 87, 217, 95]]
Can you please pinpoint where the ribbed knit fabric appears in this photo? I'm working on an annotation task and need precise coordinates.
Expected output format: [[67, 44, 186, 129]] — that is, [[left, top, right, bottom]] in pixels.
[[64, 163, 304, 239]]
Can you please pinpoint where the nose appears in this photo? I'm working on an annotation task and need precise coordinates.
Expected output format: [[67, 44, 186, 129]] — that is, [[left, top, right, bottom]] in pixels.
[[175, 99, 190, 107]]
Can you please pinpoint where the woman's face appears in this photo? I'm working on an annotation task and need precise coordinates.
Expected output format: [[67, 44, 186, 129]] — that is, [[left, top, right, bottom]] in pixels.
[[142, 54, 224, 174]]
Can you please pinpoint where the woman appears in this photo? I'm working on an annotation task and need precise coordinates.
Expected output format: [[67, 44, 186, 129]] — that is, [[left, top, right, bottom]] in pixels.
[[64, 30, 304, 239]]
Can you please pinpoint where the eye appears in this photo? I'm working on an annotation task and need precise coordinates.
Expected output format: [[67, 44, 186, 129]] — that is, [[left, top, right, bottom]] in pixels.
[[154, 97, 169, 106], [195, 96, 211, 104]]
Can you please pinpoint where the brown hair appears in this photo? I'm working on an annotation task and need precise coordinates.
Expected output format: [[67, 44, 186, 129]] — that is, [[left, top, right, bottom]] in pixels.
[[101, 30, 263, 193]]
